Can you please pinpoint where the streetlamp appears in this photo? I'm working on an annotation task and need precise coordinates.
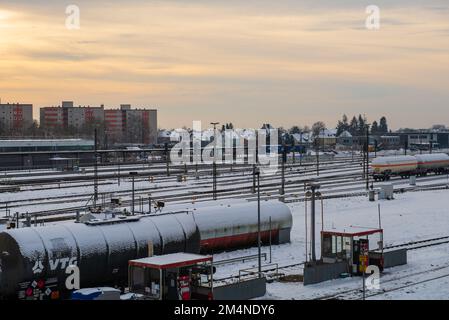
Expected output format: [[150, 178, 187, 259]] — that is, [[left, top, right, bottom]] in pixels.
[[305, 182, 321, 262], [255, 166, 262, 278], [210, 122, 219, 200]]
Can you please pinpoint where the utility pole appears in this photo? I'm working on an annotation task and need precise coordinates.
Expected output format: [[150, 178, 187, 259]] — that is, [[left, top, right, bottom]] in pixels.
[[253, 164, 256, 193], [130, 172, 138, 215], [165, 143, 170, 176], [93, 127, 99, 207], [430, 133, 433, 154], [316, 139, 320, 176], [281, 146, 286, 196], [366, 126, 370, 191], [252, 131, 259, 193], [255, 166, 262, 278], [211, 122, 219, 200], [306, 183, 321, 262], [117, 160, 121, 186], [299, 132, 303, 167], [363, 268, 366, 300], [362, 142, 366, 180], [374, 140, 378, 158], [292, 140, 296, 164]]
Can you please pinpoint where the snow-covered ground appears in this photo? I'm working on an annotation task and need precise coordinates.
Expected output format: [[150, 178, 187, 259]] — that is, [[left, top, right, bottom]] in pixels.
[[2, 159, 449, 299], [212, 189, 449, 300]]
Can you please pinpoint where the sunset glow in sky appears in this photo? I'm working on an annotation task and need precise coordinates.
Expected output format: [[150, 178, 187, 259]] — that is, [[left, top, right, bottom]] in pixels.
[[1, 0, 449, 129]]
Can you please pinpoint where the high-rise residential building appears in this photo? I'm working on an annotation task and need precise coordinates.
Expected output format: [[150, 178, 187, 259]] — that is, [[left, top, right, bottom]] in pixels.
[[0, 103, 33, 133], [39, 106, 65, 129], [40, 101, 104, 130], [104, 104, 157, 145], [40, 102, 157, 144]]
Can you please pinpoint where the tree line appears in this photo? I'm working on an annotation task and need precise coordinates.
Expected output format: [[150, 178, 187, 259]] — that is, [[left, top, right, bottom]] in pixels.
[[336, 114, 389, 136]]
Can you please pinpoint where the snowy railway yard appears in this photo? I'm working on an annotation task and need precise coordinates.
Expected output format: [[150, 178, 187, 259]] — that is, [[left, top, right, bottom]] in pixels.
[[213, 190, 449, 300], [1, 154, 449, 300]]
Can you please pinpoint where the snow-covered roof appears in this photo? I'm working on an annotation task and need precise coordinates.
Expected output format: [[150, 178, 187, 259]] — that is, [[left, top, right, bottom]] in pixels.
[[158, 130, 172, 138], [0, 139, 94, 147], [338, 130, 352, 138], [322, 226, 383, 237], [317, 129, 337, 138], [292, 133, 312, 143], [129, 253, 212, 269]]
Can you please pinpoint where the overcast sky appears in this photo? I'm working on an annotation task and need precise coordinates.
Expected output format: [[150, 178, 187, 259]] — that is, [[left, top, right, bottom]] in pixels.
[[1, 0, 448, 129]]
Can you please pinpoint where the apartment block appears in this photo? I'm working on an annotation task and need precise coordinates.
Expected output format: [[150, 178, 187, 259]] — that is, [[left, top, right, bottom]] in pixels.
[[40, 101, 104, 130], [40, 102, 157, 145], [0, 103, 33, 131], [104, 104, 157, 145]]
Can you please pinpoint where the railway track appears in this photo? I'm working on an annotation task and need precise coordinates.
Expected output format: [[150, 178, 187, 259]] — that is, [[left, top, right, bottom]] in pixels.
[[316, 264, 449, 300], [214, 261, 306, 284], [0, 161, 367, 213], [212, 234, 449, 295], [1, 156, 364, 188], [383, 235, 449, 251], [312, 235, 449, 300], [4, 167, 449, 223], [2, 153, 449, 223]]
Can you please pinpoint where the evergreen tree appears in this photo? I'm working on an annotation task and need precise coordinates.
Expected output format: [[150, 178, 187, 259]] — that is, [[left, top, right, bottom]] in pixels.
[[357, 114, 366, 136], [371, 121, 379, 135], [379, 116, 388, 133], [336, 114, 350, 136], [289, 126, 302, 134], [349, 116, 358, 135]]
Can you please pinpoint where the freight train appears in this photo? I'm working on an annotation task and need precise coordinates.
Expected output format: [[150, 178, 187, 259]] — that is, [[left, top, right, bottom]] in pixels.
[[371, 153, 449, 181], [0, 201, 292, 300]]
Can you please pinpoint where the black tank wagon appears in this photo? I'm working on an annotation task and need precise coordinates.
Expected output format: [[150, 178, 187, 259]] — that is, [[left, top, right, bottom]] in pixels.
[[0, 201, 292, 299]]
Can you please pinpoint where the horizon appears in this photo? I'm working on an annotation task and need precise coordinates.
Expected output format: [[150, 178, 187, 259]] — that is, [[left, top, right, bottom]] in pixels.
[[1, 1, 449, 130]]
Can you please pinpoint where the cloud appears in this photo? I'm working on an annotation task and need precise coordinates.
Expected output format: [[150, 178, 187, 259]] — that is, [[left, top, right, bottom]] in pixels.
[[0, 0, 449, 129]]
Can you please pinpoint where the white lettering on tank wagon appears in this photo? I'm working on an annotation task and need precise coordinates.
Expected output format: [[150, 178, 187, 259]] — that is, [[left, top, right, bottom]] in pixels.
[[32, 257, 78, 274]]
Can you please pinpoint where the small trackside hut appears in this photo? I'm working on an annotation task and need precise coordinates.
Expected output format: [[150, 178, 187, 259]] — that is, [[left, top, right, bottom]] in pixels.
[[128, 253, 214, 300], [303, 227, 386, 286], [321, 228, 384, 275]]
